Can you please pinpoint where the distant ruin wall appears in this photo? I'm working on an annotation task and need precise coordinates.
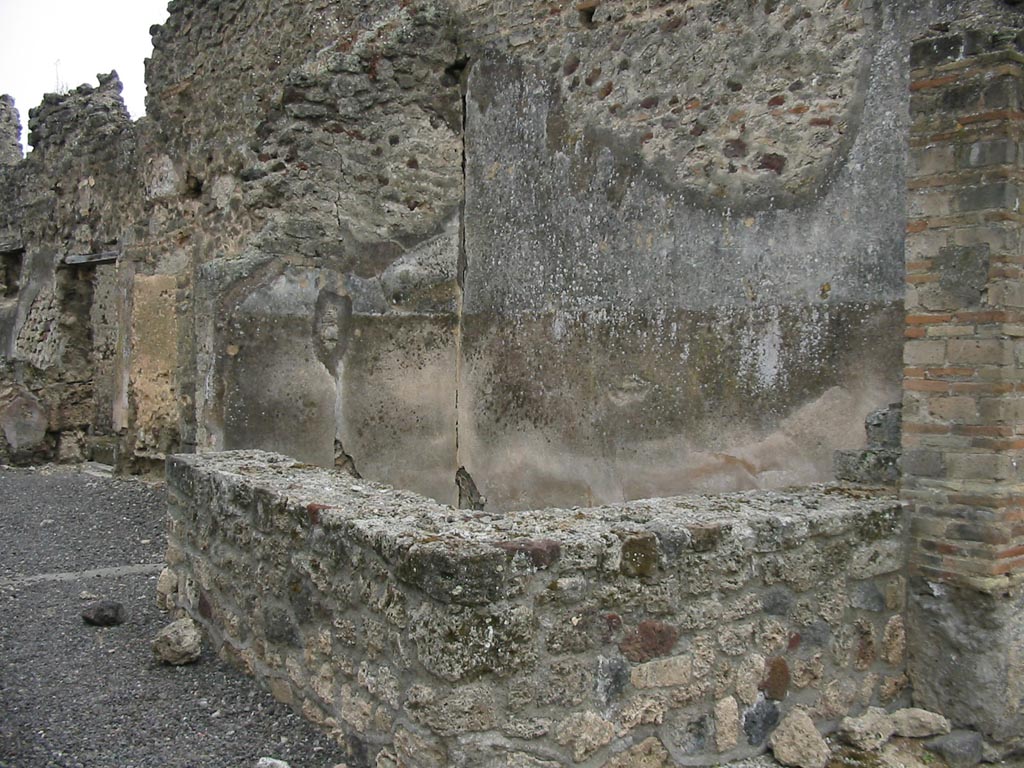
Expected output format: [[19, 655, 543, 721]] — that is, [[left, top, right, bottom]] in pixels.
[[0, 74, 139, 465], [165, 451, 906, 767]]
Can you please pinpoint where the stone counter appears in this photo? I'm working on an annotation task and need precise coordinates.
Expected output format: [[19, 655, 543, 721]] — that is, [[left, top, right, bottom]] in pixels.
[[164, 450, 907, 767]]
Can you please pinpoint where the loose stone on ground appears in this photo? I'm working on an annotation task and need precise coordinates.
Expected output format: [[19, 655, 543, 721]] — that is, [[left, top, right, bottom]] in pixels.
[[152, 615, 203, 665], [81, 599, 126, 626]]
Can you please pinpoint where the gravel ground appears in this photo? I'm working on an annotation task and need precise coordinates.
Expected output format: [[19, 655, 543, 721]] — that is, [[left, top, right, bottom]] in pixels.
[[0, 464, 345, 768]]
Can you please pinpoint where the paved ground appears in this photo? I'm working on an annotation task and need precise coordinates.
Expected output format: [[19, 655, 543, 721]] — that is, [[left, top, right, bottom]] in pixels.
[[0, 463, 346, 768]]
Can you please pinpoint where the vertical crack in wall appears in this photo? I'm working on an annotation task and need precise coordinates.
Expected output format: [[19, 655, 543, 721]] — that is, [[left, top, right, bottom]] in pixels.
[[451, 55, 472, 506]]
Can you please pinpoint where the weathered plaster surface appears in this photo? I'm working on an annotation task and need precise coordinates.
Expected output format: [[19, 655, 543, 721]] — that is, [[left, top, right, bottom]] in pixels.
[[129, 274, 180, 460]]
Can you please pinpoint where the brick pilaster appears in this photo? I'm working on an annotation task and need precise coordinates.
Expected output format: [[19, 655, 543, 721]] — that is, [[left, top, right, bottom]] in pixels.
[[903, 27, 1024, 746], [904, 31, 1024, 583]]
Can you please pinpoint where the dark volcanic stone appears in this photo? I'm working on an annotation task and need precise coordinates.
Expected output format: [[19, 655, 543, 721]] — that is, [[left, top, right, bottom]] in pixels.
[[743, 696, 780, 746], [620, 533, 659, 577], [925, 730, 984, 768], [81, 599, 127, 627]]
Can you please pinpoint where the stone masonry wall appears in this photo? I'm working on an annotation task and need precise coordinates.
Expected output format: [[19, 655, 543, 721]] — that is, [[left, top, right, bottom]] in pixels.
[[165, 451, 906, 767]]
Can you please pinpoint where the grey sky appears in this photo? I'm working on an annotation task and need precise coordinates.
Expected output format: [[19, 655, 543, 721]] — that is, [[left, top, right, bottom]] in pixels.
[[0, 0, 170, 151]]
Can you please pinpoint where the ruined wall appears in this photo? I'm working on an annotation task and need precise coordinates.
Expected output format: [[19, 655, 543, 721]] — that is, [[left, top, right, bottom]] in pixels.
[[0, 75, 140, 465], [0, 2, 965, 503], [83, 0, 910, 508], [165, 451, 907, 768], [0, 96, 20, 167]]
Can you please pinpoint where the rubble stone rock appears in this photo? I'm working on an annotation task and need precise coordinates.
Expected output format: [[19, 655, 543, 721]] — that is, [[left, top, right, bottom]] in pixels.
[[554, 711, 615, 762], [152, 617, 202, 665], [890, 708, 951, 738], [742, 694, 781, 746], [155, 566, 178, 611], [769, 709, 830, 768], [882, 615, 906, 665], [81, 599, 126, 627], [837, 707, 896, 751], [601, 737, 669, 768], [630, 655, 692, 689], [714, 696, 740, 752], [865, 404, 902, 450]]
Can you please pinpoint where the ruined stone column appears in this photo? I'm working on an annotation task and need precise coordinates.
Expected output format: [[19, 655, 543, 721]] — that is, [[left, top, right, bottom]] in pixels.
[[0, 95, 21, 166], [903, 24, 1024, 747]]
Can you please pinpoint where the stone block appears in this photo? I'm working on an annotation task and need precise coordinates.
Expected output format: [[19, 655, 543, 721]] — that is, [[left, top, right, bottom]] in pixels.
[[900, 449, 946, 479], [959, 139, 1017, 170], [0, 390, 48, 457], [837, 707, 895, 751], [891, 708, 951, 738], [769, 709, 830, 768], [714, 696, 740, 752], [910, 573, 1024, 743], [945, 452, 1016, 482], [742, 695, 780, 747], [908, 189, 954, 218], [630, 655, 693, 689], [946, 339, 1012, 367], [929, 396, 978, 423], [554, 711, 615, 763], [911, 144, 956, 176], [409, 604, 537, 682], [619, 620, 679, 662], [925, 730, 984, 768], [904, 340, 946, 366], [987, 280, 1024, 309], [412, 684, 498, 737], [834, 449, 900, 485], [910, 35, 964, 68], [883, 615, 906, 666], [935, 244, 990, 309], [601, 738, 669, 768], [396, 542, 507, 605], [761, 656, 791, 701], [958, 182, 1021, 214]]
